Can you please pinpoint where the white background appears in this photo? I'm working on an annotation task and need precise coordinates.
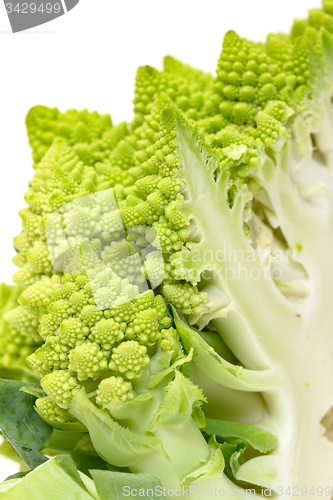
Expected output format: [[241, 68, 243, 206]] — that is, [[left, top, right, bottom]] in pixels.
[[0, 0, 322, 481]]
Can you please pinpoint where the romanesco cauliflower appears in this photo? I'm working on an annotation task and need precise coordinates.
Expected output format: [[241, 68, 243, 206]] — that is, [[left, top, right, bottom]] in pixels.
[[2, 3, 333, 499]]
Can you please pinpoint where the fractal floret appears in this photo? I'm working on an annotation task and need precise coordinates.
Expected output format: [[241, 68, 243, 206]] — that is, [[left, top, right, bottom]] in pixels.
[[2, 2, 333, 499], [0, 283, 41, 379]]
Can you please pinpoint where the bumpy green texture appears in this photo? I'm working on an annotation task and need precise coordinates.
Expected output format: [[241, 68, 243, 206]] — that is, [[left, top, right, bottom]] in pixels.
[[12, 140, 99, 288], [24, 273, 172, 421], [96, 376, 134, 407], [108, 340, 150, 379], [0, 283, 41, 378], [5, 2, 333, 497], [35, 396, 79, 425], [26, 106, 113, 166]]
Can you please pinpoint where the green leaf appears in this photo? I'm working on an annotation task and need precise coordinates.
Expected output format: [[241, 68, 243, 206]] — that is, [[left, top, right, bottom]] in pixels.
[[71, 453, 131, 478], [71, 453, 110, 478], [105, 392, 153, 420], [182, 445, 225, 487], [55, 455, 97, 495], [198, 330, 237, 364], [170, 306, 281, 392], [20, 384, 46, 399], [191, 405, 206, 429], [219, 440, 246, 481], [147, 349, 193, 390], [2, 432, 48, 470], [147, 371, 206, 431], [0, 379, 53, 451], [70, 389, 164, 467], [0, 455, 97, 499], [4, 472, 29, 482], [204, 419, 278, 453], [231, 455, 278, 488], [90, 469, 162, 500], [0, 437, 27, 466], [46, 429, 94, 455], [229, 442, 246, 477], [218, 440, 238, 463]]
